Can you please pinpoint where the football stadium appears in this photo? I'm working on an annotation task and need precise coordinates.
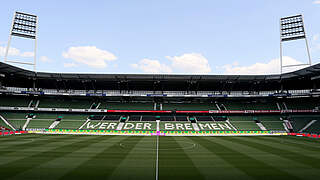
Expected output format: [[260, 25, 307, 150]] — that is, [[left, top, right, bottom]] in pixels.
[[1, 4, 320, 180]]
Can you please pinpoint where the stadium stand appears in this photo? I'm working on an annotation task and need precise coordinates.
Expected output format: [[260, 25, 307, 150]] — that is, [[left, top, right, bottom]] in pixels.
[[129, 115, 141, 121], [0, 95, 29, 107], [1, 62, 320, 133], [0, 120, 10, 129], [228, 116, 261, 131], [38, 97, 91, 109], [304, 120, 320, 134], [54, 120, 85, 129], [0, 112, 27, 130], [258, 115, 285, 131], [141, 115, 156, 121], [289, 115, 320, 133], [101, 102, 154, 110], [160, 116, 174, 121], [162, 102, 217, 110], [175, 116, 188, 121], [221, 99, 276, 110], [285, 98, 320, 110]]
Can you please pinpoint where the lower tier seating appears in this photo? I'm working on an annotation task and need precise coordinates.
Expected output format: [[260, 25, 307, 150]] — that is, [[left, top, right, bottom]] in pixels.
[[304, 120, 320, 134], [0, 112, 319, 132], [55, 120, 85, 129]]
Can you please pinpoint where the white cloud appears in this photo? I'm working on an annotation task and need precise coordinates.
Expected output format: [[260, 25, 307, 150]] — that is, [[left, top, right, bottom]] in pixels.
[[313, 34, 320, 41], [311, 34, 320, 52], [63, 62, 78, 68], [40, 56, 53, 63], [131, 58, 172, 73], [20, 51, 34, 57], [220, 56, 306, 75], [0, 46, 36, 58], [0, 46, 20, 56], [62, 46, 117, 68], [313, 0, 320, 4], [166, 53, 211, 74], [132, 53, 211, 74], [315, 44, 320, 51]]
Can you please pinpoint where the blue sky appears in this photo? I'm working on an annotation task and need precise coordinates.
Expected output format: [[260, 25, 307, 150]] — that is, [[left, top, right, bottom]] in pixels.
[[0, 0, 320, 75]]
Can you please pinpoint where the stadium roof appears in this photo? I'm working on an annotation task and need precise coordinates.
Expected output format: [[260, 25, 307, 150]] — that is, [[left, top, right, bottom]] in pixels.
[[1, 62, 320, 91]]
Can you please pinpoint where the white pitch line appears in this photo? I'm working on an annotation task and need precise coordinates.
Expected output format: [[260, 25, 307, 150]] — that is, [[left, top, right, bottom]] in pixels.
[[156, 135, 159, 180]]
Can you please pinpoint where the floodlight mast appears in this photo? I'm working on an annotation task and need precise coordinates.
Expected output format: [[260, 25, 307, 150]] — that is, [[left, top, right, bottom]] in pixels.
[[280, 14, 311, 74], [4, 11, 38, 72]]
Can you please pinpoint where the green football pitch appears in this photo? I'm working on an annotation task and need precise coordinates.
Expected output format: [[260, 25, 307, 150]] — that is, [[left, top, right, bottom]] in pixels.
[[0, 134, 319, 180]]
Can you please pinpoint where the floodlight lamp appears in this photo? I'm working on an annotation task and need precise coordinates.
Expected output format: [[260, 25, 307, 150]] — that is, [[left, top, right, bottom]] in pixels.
[[11, 12, 37, 39]]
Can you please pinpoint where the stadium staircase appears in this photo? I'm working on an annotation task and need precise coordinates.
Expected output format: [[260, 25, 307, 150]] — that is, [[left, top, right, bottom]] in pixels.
[[28, 99, 40, 108], [90, 102, 101, 109], [282, 118, 293, 132], [0, 114, 16, 130], [226, 119, 237, 130], [49, 121, 60, 129], [256, 123, 267, 131], [188, 116, 200, 131], [49, 116, 62, 129], [79, 118, 90, 129], [304, 120, 320, 134], [300, 120, 317, 132], [23, 118, 32, 130]]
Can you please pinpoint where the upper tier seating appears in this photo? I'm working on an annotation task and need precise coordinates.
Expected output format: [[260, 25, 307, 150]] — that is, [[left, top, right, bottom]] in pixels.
[[38, 97, 91, 109], [284, 98, 320, 110], [0, 95, 29, 107], [223, 100, 278, 110], [162, 103, 217, 110], [1, 95, 320, 112], [101, 102, 154, 110]]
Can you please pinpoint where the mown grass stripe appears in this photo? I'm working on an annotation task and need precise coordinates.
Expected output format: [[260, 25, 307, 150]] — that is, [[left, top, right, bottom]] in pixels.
[[0, 135, 108, 179], [255, 136, 320, 152], [159, 136, 205, 180], [0, 135, 80, 157], [59, 136, 144, 180], [108, 136, 156, 180], [10, 136, 126, 180], [177, 136, 250, 180], [285, 136, 320, 144], [0, 136, 83, 166], [227, 136, 320, 169], [213, 136, 320, 179], [0, 134, 76, 152], [196, 137, 300, 180], [0, 134, 37, 142]]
